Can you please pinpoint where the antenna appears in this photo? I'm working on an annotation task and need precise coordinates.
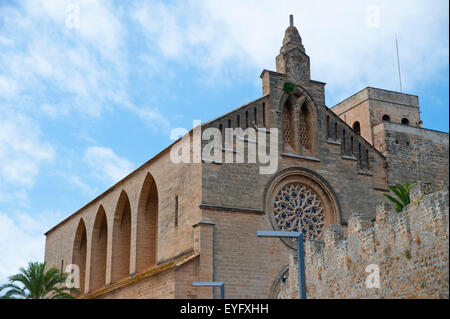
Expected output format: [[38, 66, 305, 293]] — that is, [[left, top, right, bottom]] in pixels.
[[395, 34, 403, 93]]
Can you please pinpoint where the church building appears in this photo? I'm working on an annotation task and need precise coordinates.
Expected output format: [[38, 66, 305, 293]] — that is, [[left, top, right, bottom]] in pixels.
[[44, 16, 449, 299]]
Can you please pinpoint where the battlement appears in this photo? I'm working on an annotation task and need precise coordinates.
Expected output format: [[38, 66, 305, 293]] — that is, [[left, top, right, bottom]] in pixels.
[[283, 182, 449, 299]]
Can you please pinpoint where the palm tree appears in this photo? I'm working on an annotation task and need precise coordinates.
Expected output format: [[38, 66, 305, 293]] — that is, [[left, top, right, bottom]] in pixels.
[[0, 261, 79, 299], [383, 181, 414, 213]]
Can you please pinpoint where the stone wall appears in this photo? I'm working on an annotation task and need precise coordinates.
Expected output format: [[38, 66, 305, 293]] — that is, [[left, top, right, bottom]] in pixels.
[[331, 87, 421, 146], [93, 253, 200, 299], [373, 122, 449, 187], [283, 182, 449, 299], [201, 208, 290, 299]]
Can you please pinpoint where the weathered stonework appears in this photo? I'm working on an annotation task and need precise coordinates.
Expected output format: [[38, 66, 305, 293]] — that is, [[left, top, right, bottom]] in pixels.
[[284, 183, 449, 299], [374, 122, 449, 187]]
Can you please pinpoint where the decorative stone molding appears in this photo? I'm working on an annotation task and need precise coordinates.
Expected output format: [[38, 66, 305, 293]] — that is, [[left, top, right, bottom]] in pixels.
[[264, 167, 341, 249]]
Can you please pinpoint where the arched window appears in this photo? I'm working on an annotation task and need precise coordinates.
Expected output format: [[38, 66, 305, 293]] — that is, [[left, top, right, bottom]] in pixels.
[[72, 219, 87, 294], [136, 173, 159, 273], [358, 143, 363, 169], [401, 118, 409, 125], [269, 266, 289, 299], [90, 206, 108, 291], [353, 121, 361, 135], [282, 96, 298, 153], [299, 101, 311, 153], [350, 136, 354, 155], [326, 116, 331, 138], [245, 111, 249, 128], [366, 149, 370, 170], [382, 114, 390, 122], [112, 190, 132, 282], [342, 129, 346, 153], [262, 103, 266, 127]]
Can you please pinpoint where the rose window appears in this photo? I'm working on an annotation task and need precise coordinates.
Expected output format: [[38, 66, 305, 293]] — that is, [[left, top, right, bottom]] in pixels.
[[273, 183, 325, 239]]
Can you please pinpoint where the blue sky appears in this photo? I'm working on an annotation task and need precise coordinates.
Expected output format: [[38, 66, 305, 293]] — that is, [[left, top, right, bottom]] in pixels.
[[0, 0, 448, 284]]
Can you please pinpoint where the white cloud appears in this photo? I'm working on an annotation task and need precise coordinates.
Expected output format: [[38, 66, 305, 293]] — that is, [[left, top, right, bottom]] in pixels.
[[0, 210, 66, 286], [132, 0, 449, 104], [0, 75, 19, 100], [67, 175, 97, 197], [40, 103, 71, 118], [83, 146, 134, 184], [21, 0, 123, 60], [0, 1, 171, 130], [0, 35, 13, 46], [0, 108, 54, 202]]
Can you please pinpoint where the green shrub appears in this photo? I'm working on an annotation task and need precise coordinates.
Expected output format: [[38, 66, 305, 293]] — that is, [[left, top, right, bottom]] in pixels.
[[383, 181, 415, 213], [283, 81, 296, 94]]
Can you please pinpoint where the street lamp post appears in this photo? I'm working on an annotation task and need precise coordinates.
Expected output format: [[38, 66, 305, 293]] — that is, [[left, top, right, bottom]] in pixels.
[[192, 281, 225, 299], [256, 230, 306, 299]]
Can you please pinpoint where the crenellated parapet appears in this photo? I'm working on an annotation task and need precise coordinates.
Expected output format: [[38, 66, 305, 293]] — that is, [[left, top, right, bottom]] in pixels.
[[285, 182, 449, 299]]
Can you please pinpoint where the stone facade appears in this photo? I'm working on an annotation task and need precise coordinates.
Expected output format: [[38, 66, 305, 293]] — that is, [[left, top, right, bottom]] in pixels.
[[373, 122, 449, 187], [283, 183, 449, 299], [331, 87, 422, 146], [43, 17, 449, 299]]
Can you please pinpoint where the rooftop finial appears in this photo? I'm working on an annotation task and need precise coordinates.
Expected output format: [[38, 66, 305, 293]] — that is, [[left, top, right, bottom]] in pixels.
[[281, 15, 304, 52]]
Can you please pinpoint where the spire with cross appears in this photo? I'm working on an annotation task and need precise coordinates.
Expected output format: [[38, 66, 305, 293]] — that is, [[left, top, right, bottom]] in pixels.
[[276, 15, 310, 81], [282, 14, 305, 52]]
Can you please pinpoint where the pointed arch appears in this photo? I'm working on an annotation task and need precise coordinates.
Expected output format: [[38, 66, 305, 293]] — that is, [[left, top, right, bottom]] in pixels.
[[111, 190, 132, 282], [279, 85, 318, 156], [136, 173, 159, 273], [90, 206, 108, 291], [282, 95, 298, 153], [269, 265, 289, 299], [298, 99, 316, 155], [72, 218, 87, 294], [353, 121, 361, 135]]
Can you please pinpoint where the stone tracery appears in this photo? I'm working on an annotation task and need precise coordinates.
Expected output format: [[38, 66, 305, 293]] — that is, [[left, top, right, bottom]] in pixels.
[[273, 183, 325, 239], [266, 167, 340, 249]]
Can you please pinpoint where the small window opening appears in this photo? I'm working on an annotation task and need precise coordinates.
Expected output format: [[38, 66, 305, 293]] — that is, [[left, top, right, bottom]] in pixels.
[[174, 196, 179, 228], [262, 103, 266, 127], [353, 121, 361, 135], [245, 111, 249, 128], [327, 116, 331, 138]]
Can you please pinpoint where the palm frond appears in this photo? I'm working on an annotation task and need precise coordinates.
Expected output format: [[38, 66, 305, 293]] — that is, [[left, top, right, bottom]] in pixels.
[[384, 181, 414, 213], [1, 261, 78, 299]]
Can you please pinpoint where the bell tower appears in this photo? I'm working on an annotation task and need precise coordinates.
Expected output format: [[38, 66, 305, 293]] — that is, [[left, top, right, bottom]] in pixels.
[[276, 15, 311, 82]]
